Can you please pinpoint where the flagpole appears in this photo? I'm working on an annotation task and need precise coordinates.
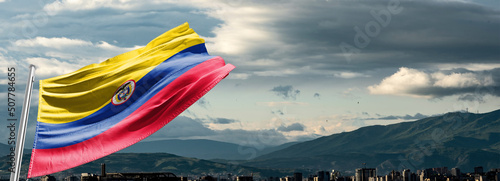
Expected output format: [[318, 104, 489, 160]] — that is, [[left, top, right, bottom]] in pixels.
[[10, 64, 36, 181]]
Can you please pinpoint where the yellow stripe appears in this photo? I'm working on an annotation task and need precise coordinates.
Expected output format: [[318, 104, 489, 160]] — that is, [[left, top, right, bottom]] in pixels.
[[38, 23, 204, 124]]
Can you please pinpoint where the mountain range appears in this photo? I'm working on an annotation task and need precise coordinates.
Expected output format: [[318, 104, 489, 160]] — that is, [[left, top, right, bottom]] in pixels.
[[0, 139, 297, 162], [119, 139, 298, 160], [243, 110, 500, 174]]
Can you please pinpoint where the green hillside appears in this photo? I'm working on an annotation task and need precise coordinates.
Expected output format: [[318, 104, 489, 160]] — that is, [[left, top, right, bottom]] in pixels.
[[0, 152, 303, 179], [244, 110, 500, 174]]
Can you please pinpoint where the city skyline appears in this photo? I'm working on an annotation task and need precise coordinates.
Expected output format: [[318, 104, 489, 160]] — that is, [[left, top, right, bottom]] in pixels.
[[2, 161, 498, 181], [0, 0, 499, 148]]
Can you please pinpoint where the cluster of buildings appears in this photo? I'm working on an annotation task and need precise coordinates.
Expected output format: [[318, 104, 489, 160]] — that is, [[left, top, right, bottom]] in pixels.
[[2, 165, 499, 181], [281, 167, 500, 181], [26, 164, 256, 181], [77, 165, 499, 181]]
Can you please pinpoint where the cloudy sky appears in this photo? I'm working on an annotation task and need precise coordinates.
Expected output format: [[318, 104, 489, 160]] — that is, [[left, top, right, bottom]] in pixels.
[[0, 0, 499, 150]]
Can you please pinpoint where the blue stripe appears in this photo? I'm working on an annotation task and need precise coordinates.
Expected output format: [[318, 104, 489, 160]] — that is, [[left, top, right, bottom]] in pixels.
[[35, 43, 213, 149]]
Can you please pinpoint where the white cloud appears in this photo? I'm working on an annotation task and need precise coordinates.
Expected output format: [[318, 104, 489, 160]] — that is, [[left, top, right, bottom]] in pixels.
[[25, 57, 83, 77], [341, 87, 362, 101], [257, 101, 309, 107], [436, 63, 500, 71], [227, 73, 250, 80], [96, 41, 143, 52], [254, 66, 312, 77], [43, 0, 293, 71], [333, 72, 370, 79], [8, 36, 143, 78], [11, 13, 32, 20], [246, 59, 282, 66], [254, 69, 300, 77], [368, 67, 498, 99], [201, 6, 281, 55], [13, 37, 92, 49], [0, 53, 17, 73], [43, 0, 142, 15], [38, 0, 500, 81], [368, 67, 432, 97], [11, 37, 139, 53], [304, 114, 359, 136], [432, 72, 492, 88]]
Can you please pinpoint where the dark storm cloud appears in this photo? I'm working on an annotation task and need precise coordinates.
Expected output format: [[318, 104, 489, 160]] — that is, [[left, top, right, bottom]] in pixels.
[[211, 117, 239, 124], [271, 109, 285, 116], [458, 94, 485, 102], [409, 84, 500, 99], [219, 0, 500, 77], [369, 67, 500, 100], [270, 85, 300, 100], [196, 97, 210, 109], [277, 123, 305, 132], [2, 0, 498, 82]]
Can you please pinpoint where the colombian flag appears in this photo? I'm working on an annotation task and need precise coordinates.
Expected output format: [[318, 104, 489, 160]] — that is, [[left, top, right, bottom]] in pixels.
[[28, 23, 235, 177]]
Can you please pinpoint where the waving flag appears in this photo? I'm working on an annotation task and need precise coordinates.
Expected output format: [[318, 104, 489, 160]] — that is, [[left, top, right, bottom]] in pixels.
[[28, 23, 235, 177]]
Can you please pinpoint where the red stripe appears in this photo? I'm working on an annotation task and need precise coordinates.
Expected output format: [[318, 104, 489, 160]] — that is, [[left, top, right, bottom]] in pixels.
[[28, 57, 235, 178]]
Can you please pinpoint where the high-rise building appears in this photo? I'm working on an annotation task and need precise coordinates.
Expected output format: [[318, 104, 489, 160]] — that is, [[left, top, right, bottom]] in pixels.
[[237, 176, 253, 181], [332, 170, 341, 181], [491, 169, 500, 173], [41, 175, 56, 181], [356, 168, 377, 181], [419, 169, 428, 181], [475, 175, 485, 181], [410, 173, 417, 181], [82, 163, 179, 181], [307, 175, 315, 181], [475, 167, 484, 175], [317, 171, 330, 181], [64, 175, 78, 181], [385, 175, 392, 181], [294, 173, 303, 181], [451, 168, 461, 178], [432, 167, 448, 176], [402, 169, 411, 181], [390, 170, 400, 181]]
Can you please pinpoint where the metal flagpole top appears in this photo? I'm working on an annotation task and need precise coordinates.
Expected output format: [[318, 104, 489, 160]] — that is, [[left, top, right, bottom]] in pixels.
[[10, 65, 36, 181]]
